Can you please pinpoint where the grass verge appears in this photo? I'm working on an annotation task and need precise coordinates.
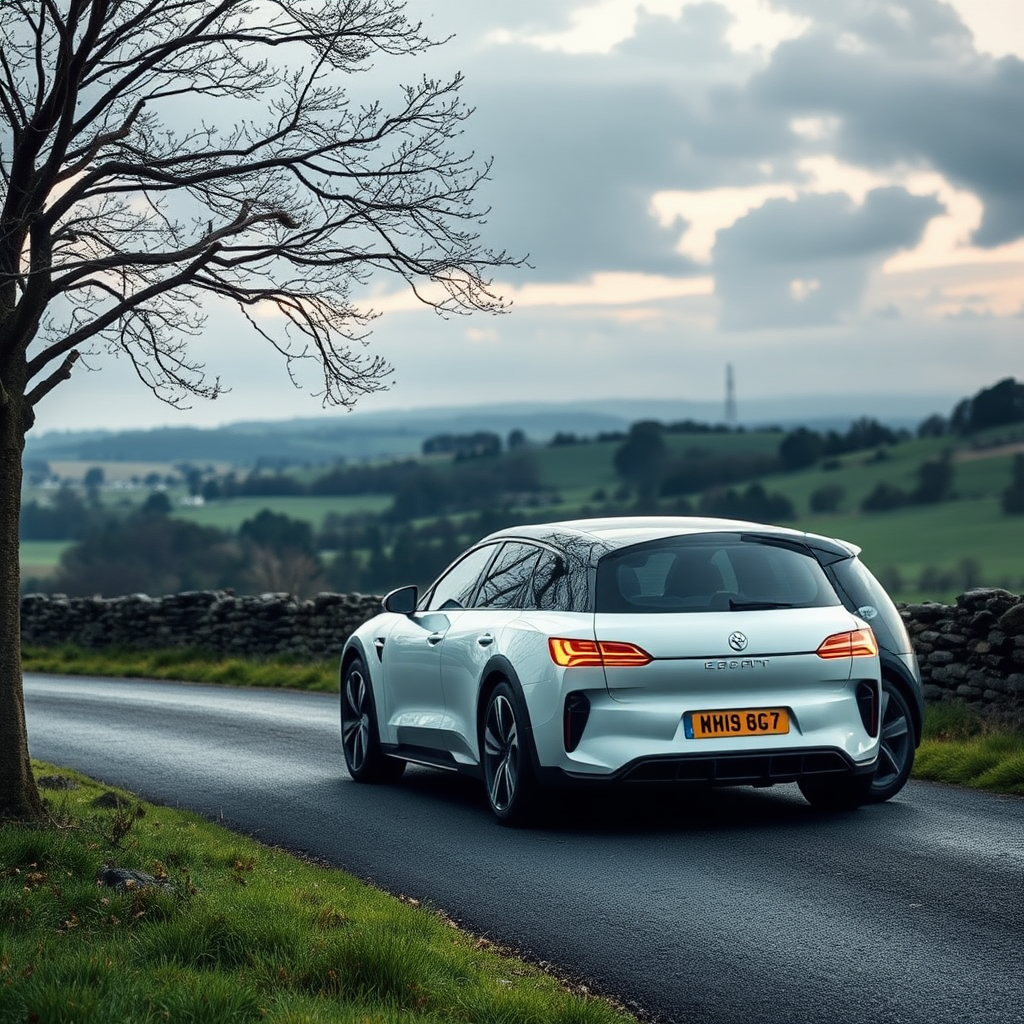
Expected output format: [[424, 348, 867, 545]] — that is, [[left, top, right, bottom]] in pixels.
[[914, 702, 1024, 795], [21, 646, 1024, 796], [21, 645, 337, 692], [1, 764, 636, 1024]]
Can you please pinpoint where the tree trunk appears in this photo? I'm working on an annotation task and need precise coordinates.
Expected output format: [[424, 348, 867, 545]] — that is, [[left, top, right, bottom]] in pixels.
[[0, 385, 44, 820]]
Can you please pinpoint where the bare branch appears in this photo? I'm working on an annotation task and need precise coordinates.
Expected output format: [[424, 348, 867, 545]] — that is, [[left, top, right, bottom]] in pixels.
[[1, 0, 523, 420]]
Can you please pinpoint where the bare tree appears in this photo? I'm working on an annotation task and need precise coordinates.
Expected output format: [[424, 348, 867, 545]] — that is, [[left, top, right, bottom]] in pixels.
[[0, 0, 520, 819]]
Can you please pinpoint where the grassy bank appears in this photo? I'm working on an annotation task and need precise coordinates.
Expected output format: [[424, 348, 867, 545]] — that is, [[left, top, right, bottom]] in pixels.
[[0, 766, 634, 1024], [21, 646, 1024, 797], [915, 702, 1024, 795]]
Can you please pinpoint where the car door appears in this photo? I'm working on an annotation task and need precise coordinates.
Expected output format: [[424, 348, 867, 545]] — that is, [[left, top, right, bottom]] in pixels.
[[379, 543, 498, 750], [437, 541, 541, 761]]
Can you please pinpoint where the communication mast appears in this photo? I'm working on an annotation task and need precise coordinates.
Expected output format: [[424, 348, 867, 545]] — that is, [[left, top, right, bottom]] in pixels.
[[725, 363, 737, 428]]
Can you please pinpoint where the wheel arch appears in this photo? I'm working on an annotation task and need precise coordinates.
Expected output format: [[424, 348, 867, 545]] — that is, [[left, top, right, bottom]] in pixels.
[[475, 656, 538, 762], [879, 654, 923, 748]]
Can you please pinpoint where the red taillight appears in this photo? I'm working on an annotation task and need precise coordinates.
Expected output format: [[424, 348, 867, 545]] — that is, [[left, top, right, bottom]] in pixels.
[[816, 628, 878, 659], [548, 638, 652, 668]]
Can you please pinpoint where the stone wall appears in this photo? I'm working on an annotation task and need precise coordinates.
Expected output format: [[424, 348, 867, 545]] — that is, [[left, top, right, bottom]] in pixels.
[[19, 590, 383, 665], [900, 588, 1024, 714], [19, 587, 1024, 714]]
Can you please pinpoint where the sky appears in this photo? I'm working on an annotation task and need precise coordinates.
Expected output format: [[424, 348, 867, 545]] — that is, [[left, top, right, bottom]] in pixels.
[[31, 0, 1024, 434]]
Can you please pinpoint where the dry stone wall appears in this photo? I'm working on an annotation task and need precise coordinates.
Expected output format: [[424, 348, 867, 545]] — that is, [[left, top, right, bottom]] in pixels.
[[19, 587, 1024, 715], [20, 590, 382, 665], [900, 588, 1024, 715]]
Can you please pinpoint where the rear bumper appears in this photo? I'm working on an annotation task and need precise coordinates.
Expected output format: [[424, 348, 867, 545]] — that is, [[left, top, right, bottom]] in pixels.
[[552, 746, 877, 786]]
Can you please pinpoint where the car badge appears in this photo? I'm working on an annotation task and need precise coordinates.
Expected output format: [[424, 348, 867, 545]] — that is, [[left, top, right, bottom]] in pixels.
[[728, 631, 748, 651]]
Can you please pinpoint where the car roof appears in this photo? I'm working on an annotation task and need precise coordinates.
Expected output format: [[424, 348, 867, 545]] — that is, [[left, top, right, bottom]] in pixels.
[[483, 516, 859, 557]]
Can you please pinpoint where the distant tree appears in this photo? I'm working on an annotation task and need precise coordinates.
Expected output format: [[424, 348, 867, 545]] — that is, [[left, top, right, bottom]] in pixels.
[[778, 428, 823, 471], [699, 483, 795, 522], [49, 515, 241, 598], [139, 491, 172, 517], [809, 484, 845, 514], [614, 421, 668, 497], [917, 413, 948, 438], [246, 549, 326, 598], [0, 0, 518, 820], [19, 485, 95, 541], [951, 378, 1024, 434], [861, 482, 908, 512], [83, 466, 105, 490], [1002, 454, 1024, 515], [841, 417, 904, 451], [507, 428, 528, 450], [239, 510, 315, 557], [200, 479, 222, 502], [911, 453, 954, 504]]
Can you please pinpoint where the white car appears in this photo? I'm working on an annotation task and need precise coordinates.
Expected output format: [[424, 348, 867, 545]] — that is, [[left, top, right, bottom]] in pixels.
[[340, 517, 922, 824]]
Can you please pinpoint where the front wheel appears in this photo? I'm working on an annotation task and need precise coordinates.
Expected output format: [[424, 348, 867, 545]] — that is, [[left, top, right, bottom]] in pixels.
[[341, 657, 405, 783], [481, 681, 539, 826], [867, 681, 915, 803]]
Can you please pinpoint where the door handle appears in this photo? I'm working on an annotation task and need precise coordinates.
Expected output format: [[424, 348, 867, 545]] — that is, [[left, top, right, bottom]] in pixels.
[[477, 633, 495, 647], [426, 631, 445, 646]]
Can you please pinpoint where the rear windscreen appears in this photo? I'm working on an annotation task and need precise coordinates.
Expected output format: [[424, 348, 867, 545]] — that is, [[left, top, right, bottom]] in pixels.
[[595, 535, 842, 613]]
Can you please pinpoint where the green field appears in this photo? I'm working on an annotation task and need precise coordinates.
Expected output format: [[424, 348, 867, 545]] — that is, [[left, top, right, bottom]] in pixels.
[[173, 493, 392, 531], [19, 540, 69, 580], [18, 424, 1024, 604]]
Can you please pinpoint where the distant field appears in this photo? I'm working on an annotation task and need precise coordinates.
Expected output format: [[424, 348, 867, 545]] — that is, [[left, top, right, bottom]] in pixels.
[[18, 423, 1024, 604], [798, 499, 1024, 602], [19, 540, 70, 582], [173, 493, 392, 530]]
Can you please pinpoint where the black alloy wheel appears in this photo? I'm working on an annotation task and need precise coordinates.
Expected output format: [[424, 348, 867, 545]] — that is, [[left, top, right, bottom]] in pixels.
[[867, 680, 915, 803], [341, 657, 405, 783]]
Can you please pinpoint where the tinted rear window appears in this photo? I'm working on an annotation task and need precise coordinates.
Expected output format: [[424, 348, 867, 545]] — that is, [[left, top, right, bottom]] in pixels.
[[596, 535, 841, 613]]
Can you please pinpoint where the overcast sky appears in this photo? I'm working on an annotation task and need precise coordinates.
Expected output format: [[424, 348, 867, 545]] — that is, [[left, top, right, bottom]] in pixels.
[[34, 0, 1024, 434]]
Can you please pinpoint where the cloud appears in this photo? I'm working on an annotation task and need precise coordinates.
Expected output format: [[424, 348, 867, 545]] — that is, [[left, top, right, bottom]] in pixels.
[[713, 186, 944, 328], [748, 6, 1024, 247]]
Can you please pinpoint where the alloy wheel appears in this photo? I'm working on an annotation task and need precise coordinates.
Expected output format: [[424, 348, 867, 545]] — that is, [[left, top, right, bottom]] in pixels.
[[868, 683, 914, 801], [483, 693, 519, 813], [342, 667, 371, 774]]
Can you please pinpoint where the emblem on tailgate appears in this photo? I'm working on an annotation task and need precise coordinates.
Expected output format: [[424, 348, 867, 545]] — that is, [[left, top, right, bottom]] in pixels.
[[728, 631, 748, 651]]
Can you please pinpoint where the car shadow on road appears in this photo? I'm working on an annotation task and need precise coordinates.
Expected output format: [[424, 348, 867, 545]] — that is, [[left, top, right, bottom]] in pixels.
[[368, 766, 919, 837]]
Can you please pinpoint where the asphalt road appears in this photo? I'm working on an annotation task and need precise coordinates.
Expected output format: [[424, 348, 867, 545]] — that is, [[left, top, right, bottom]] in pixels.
[[24, 674, 1024, 1024]]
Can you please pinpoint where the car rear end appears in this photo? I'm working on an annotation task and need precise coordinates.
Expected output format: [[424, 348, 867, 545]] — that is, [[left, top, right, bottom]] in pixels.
[[549, 531, 881, 793]]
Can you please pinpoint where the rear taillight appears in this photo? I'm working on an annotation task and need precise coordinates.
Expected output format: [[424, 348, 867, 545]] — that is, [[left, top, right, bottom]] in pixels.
[[816, 628, 878, 659], [548, 638, 652, 668]]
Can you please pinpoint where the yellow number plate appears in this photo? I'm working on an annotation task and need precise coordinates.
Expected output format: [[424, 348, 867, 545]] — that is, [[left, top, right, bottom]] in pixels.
[[687, 708, 789, 739]]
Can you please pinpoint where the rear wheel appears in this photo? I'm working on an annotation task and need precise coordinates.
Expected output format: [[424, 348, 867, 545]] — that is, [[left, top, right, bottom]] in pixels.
[[341, 657, 405, 783], [481, 681, 539, 826], [798, 770, 873, 811], [867, 681, 915, 803]]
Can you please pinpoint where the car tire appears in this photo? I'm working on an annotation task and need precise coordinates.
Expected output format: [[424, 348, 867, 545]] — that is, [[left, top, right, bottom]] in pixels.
[[480, 681, 539, 826], [797, 770, 874, 811], [340, 657, 405, 783], [866, 680, 915, 803]]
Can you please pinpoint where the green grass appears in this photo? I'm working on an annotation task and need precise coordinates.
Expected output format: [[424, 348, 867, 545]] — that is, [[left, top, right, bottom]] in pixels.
[[21, 646, 338, 693], [914, 703, 1024, 794], [1, 766, 635, 1024]]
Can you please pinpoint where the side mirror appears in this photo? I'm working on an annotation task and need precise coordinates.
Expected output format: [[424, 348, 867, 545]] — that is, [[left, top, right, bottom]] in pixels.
[[382, 585, 418, 615]]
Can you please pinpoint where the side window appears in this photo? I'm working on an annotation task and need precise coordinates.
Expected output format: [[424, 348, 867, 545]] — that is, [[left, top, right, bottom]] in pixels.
[[530, 549, 588, 612], [424, 545, 497, 611], [476, 543, 541, 609]]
